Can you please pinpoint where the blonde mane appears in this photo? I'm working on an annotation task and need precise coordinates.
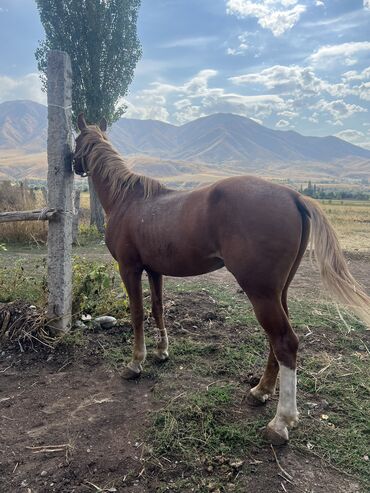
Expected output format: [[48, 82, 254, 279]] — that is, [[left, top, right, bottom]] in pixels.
[[75, 125, 166, 202]]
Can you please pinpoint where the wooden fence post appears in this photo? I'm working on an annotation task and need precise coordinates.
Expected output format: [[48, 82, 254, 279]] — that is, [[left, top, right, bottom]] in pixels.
[[46, 50, 74, 333]]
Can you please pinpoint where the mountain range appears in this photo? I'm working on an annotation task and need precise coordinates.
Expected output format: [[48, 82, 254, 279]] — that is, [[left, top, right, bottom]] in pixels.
[[1, 99, 369, 184]]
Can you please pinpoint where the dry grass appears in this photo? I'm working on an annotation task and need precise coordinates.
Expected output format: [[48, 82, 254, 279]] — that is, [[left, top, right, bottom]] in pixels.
[[321, 200, 370, 252], [0, 182, 48, 244]]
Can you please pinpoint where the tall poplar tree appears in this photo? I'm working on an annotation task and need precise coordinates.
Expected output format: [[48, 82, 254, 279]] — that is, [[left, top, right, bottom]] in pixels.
[[35, 0, 142, 232]]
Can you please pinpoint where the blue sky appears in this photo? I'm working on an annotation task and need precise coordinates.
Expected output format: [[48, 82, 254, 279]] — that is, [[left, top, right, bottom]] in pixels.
[[0, 0, 370, 148]]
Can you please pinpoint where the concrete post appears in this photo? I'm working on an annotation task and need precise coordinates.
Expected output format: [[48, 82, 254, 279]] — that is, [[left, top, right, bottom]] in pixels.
[[46, 50, 74, 333], [72, 189, 80, 246]]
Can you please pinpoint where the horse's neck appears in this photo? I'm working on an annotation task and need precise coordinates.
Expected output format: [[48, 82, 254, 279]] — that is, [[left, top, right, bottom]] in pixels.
[[88, 175, 114, 215], [88, 150, 136, 215]]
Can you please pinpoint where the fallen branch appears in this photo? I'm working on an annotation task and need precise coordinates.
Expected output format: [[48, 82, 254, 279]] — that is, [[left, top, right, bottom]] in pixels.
[[270, 445, 293, 483]]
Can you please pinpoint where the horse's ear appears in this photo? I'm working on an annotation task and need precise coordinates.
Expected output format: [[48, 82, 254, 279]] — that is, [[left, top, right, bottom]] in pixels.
[[99, 117, 108, 132], [77, 113, 87, 131]]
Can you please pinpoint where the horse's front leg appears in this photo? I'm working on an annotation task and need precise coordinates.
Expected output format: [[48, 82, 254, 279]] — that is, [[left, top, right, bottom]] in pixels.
[[147, 271, 169, 362], [119, 266, 146, 379]]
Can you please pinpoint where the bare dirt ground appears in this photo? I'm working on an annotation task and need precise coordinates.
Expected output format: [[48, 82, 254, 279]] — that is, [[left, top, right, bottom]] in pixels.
[[0, 252, 369, 493]]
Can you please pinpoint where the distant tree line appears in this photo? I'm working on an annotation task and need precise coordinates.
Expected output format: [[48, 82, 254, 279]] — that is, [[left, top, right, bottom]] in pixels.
[[300, 181, 370, 201]]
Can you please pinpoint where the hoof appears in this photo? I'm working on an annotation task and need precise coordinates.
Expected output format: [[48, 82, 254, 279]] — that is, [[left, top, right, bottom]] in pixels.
[[246, 390, 268, 407], [121, 366, 141, 380], [153, 350, 169, 364], [264, 425, 289, 446]]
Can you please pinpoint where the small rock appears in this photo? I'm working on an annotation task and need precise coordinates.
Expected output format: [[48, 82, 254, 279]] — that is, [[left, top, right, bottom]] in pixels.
[[230, 460, 244, 469], [306, 401, 318, 409], [94, 316, 117, 329], [40, 470, 48, 477], [363, 455, 369, 461], [203, 311, 217, 321], [81, 314, 92, 321], [75, 320, 87, 330], [21, 480, 28, 488], [321, 399, 329, 409]]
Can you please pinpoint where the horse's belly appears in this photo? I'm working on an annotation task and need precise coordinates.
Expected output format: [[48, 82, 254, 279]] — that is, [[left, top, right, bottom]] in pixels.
[[145, 255, 225, 277]]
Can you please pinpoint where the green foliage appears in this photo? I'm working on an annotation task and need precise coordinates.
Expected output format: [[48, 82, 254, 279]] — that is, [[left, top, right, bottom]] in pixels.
[[302, 181, 370, 200], [0, 259, 47, 304], [72, 257, 129, 317], [0, 255, 129, 320], [35, 0, 142, 126], [77, 224, 104, 245]]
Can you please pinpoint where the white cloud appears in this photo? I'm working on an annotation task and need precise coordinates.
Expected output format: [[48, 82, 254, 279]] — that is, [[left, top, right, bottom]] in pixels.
[[342, 67, 370, 82], [335, 129, 365, 140], [335, 128, 370, 149], [364, 0, 370, 10], [226, 0, 306, 37], [0, 73, 45, 104], [358, 81, 370, 101], [126, 69, 288, 124], [161, 36, 218, 49], [230, 64, 350, 98], [124, 100, 170, 122], [312, 99, 367, 124], [226, 32, 252, 56], [276, 119, 289, 128], [278, 110, 298, 118], [310, 42, 370, 66]]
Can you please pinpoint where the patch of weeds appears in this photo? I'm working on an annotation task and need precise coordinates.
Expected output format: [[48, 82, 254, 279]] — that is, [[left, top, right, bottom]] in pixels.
[[171, 338, 219, 357], [72, 256, 129, 319], [100, 345, 128, 369], [296, 341, 370, 487], [146, 385, 269, 491], [149, 384, 266, 473], [59, 327, 86, 348], [77, 224, 104, 245], [213, 341, 265, 377], [0, 258, 46, 304]]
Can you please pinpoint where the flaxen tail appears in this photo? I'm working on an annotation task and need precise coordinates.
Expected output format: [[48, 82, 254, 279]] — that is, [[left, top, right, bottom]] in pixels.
[[299, 196, 370, 328]]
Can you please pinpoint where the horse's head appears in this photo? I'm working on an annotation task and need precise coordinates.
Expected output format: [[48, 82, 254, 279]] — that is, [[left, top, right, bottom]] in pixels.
[[73, 113, 108, 177]]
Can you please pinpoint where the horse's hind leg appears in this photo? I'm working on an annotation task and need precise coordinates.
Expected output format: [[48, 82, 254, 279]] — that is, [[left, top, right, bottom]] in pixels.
[[247, 343, 279, 406], [249, 215, 309, 409], [147, 271, 169, 362], [251, 296, 299, 445], [247, 290, 290, 406]]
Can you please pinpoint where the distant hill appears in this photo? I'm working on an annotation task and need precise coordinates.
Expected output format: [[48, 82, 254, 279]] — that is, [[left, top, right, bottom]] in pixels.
[[0, 100, 47, 152], [0, 100, 369, 183]]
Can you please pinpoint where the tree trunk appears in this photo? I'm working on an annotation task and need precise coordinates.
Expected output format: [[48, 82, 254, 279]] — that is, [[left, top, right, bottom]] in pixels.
[[88, 176, 105, 234]]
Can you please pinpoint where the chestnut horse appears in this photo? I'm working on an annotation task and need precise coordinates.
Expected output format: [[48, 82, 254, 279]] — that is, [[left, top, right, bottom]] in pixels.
[[73, 114, 370, 445]]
